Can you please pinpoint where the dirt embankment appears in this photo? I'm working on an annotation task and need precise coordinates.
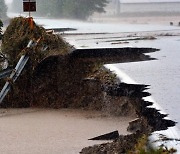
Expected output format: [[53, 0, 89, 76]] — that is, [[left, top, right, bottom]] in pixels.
[[0, 17, 176, 153], [80, 83, 176, 154]]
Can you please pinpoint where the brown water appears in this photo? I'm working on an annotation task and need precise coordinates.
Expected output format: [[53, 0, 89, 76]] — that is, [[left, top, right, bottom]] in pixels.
[[0, 109, 134, 154]]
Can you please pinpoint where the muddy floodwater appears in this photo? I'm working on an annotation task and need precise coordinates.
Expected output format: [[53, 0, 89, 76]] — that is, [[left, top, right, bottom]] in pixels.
[[0, 109, 133, 154]]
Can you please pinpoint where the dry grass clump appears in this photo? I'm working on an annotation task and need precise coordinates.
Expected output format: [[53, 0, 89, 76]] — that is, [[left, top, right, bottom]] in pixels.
[[1, 17, 69, 66]]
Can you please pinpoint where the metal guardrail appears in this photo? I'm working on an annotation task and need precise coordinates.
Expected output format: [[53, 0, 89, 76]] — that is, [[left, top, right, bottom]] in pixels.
[[0, 68, 13, 79], [0, 55, 29, 103], [0, 40, 36, 104]]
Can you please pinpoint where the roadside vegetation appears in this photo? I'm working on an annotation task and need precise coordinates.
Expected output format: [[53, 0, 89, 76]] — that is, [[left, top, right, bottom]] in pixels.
[[129, 134, 177, 154], [0, 0, 7, 19], [11, 0, 108, 20]]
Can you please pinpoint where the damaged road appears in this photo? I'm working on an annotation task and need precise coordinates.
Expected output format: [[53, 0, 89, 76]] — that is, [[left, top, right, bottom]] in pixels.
[[0, 17, 179, 153]]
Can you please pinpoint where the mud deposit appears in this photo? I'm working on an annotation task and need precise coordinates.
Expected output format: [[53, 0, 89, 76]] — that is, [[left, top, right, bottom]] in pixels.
[[0, 109, 133, 154]]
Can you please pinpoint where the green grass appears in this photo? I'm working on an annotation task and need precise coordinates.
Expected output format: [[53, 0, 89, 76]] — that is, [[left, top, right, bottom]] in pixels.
[[128, 134, 177, 154]]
